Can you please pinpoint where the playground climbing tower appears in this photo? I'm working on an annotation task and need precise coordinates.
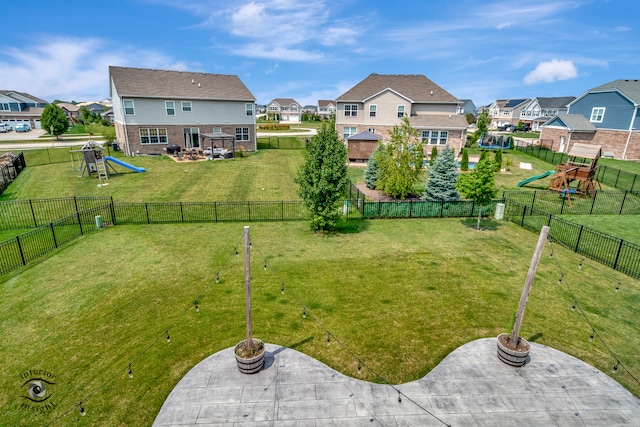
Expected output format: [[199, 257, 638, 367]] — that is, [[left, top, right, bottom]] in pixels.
[[548, 143, 602, 206]]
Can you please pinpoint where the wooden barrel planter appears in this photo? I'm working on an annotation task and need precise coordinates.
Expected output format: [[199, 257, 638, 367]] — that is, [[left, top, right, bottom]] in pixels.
[[234, 339, 265, 374], [497, 334, 530, 367]]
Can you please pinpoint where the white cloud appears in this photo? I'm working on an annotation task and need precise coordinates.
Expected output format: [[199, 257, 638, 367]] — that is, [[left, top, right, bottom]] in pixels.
[[523, 59, 578, 84], [0, 37, 190, 101]]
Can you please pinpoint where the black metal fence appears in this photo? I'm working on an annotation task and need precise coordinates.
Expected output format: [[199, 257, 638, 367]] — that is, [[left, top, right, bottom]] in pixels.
[[256, 137, 308, 149], [0, 152, 26, 195], [502, 190, 640, 216], [512, 142, 568, 165], [0, 205, 108, 275], [504, 199, 640, 279], [595, 165, 640, 192]]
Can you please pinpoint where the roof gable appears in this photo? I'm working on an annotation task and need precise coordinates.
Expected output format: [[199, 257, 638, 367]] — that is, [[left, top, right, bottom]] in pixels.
[[543, 114, 596, 131], [337, 74, 458, 104], [109, 66, 255, 101]]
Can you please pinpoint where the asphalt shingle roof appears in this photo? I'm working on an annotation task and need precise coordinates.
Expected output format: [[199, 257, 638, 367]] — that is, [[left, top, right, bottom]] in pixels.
[[546, 114, 596, 131], [536, 96, 576, 109], [588, 79, 640, 104], [409, 114, 469, 129], [336, 73, 458, 104], [109, 66, 255, 101]]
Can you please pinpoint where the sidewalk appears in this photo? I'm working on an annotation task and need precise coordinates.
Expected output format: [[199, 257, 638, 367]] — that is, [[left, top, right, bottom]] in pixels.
[[153, 338, 640, 426]]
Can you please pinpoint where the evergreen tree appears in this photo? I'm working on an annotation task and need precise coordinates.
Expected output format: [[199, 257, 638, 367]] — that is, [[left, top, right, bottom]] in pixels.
[[296, 121, 348, 231], [460, 148, 469, 171], [40, 104, 68, 139], [364, 145, 383, 189], [494, 150, 503, 172], [456, 157, 497, 230], [429, 146, 438, 166], [422, 146, 459, 202]]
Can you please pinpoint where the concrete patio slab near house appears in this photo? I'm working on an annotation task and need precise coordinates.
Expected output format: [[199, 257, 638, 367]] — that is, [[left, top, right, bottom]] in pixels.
[[153, 338, 640, 426]]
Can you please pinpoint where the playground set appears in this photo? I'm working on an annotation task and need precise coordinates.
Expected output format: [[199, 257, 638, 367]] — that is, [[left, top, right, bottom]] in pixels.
[[71, 139, 145, 181], [517, 143, 602, 207]]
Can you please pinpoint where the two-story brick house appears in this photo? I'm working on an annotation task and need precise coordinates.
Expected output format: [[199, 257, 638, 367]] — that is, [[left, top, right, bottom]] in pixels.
[[109, 66, 256, 156], [541, 80, 640, 159], [335, 73, 468, 160]]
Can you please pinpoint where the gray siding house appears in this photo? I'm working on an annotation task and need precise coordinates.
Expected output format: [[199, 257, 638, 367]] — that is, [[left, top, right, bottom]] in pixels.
[[0, 90, 48, 130], [540, 80, 640, 159], [109, 66, 257, 156]]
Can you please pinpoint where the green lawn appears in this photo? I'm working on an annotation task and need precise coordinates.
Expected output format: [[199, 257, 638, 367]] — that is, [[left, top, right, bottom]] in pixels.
[[560, 215, 640, 245], [1, 150, 305, 202], [1, 219, 638, 426]]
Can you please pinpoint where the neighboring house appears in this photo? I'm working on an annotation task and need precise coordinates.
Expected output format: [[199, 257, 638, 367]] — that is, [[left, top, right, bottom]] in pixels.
[[101, 108, 114, 124], [78, 102, 107, 113], [335, 73, 468, 159], [520, 96, 575, 131], [267, 98, 301, 122], [540, 79, 640, 159], [317, 100, 336, 119], [487, 98, 530, 129], [56, 102, 82, 125], [456, 99, 476, 116], [0, 90, 48, 130], [109, 66, 257, 156]]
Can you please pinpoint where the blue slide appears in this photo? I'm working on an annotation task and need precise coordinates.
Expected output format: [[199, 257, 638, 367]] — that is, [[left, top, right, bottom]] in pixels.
[[517, 170, 554, 187], [105, 156, 146, 173]]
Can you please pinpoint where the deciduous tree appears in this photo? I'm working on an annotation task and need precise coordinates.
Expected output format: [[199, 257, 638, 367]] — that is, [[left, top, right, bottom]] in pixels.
[[375, 117, 423, 199], [456, 157, 497, 230], [40, 104, 68, 139]]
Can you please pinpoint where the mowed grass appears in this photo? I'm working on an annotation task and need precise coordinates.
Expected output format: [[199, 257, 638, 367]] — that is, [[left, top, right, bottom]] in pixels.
[[0, 149, 305, 202], [1, 219, 639, 425], [560, 215, 640, 245]]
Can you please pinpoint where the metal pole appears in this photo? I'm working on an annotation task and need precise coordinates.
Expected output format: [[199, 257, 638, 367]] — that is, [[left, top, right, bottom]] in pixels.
[[244, 226, 253, 352], [510, 226, 549, 344]]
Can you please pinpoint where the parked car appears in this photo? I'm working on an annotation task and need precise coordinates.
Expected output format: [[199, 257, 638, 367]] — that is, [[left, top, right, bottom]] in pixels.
[[498, 124, 516, 132], [0, 123, 12, 132], [515, 123, 532, 132], [14, 123, 30, 132]]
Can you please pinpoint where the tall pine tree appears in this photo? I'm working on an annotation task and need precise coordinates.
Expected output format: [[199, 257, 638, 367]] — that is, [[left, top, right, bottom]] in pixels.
[[422, 146, 459, 202], [364, 145, 383, 189]]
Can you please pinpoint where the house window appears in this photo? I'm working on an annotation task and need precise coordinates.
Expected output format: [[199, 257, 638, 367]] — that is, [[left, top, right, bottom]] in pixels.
[[343, 127, 357, 139], [123, 99, 135, 115], [421, 130, 448, 145], [139, 128, 168, 144], [213, 127, 221, 134], [397, 105, 405, 118], [590, 107, 605, 123], [0, 103, 9, 111], [344, 104, 358, 117], [236, 127, 250, 141], [246, 103, 253, 116], [181, 101, 192, 112], [281, 106, 289, 111], [165, 101, 175, 116], [369, 105, 377, 118]]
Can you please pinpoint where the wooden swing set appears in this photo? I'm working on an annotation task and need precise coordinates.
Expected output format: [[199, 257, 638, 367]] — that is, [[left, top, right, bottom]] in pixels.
[[547, 143, 602, 206]]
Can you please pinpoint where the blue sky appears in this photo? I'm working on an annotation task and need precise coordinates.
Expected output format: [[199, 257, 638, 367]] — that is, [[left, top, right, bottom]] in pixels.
[[1, 0, 637, 108]]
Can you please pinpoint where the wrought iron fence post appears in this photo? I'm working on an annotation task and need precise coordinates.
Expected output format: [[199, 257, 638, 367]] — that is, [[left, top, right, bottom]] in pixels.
[[77, 210, 83, 235], [521, 205, 526, 226], [615, 169, 621, 188], [214, 202, 218, 222], [589, 191, 598, 214], [29, 199, 37, 228], [575, 225, 584, 252], [560, 194, 566, 214], [16, 235, 26, 266], [613, 239, 624, 270], [145, 203, 150, 224], [110, 196, 117, 225], [50, 223, 58, 248], [619, 191, 628, 215]]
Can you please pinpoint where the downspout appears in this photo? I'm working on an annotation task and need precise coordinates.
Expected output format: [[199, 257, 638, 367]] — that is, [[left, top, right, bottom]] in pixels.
[[622, 105, 638, 160], [121, 98, 131, 156]]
